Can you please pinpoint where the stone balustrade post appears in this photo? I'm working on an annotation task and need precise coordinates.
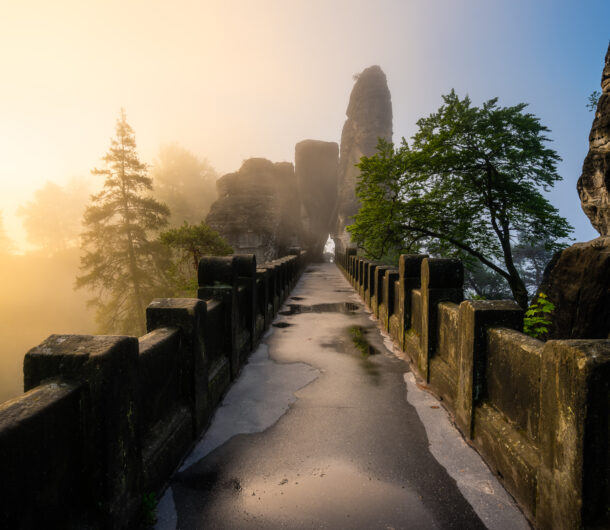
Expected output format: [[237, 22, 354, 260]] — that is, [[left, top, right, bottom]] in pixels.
[[234, 254, 257, 351], [398, 255, 428, 348], [536, 340, 610, 530], [23, 334, 141, 528], [419, 258, 464, 381], [146, 298, 208, 435], [454, 300, 523, 438], [198, 256, 239, 378], [381, 269, 400, 331]]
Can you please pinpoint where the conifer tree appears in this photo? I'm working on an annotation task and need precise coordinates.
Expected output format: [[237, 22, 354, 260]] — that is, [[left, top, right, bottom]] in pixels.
[[77, 109, 170, 335]]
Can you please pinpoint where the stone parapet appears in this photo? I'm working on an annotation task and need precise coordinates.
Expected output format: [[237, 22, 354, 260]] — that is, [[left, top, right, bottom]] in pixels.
[[0, 250, 307, 529], [336, 252, 610, 529]]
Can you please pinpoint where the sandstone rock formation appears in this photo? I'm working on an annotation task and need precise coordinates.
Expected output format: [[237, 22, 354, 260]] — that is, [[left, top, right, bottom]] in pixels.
[[333, 65, 393, 253], [538, 238, 610, 339], [206, 158, 302, 263], [577, 42, 610, 235], [540, 43, 610, 339], [294, 140, 339, 261]]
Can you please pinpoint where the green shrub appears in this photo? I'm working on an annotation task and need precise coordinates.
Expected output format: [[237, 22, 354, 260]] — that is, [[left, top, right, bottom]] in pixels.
[[523, 292, 555, 339]]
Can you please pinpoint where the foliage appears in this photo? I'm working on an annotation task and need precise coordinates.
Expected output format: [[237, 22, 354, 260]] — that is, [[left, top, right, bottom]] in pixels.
[[76, 109, 171, 335], [150, 144, 217, 226], [587, 90, 601, 112], [0, 211, 14, 255], [349, 325, 373, 357], [523, 292, 555, 339], [348, 90, 573, 309], [463, 234, 562, 299], [141, 492, 157, 527], [17, 179, 90, 253], [463, 260, 512, 300], [512, 235, 562, 296], [160, 221, 233, 296]]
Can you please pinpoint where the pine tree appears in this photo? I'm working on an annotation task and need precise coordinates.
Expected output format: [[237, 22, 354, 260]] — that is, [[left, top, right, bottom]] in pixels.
[[77, 109, 170, 335]]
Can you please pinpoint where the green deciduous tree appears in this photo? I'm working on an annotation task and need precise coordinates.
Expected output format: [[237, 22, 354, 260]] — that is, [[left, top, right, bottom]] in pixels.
[[150, 144, 217, 226], [160, 221, 233, 296], [77, 109, 171, 335], [348, 91, 573, 309]]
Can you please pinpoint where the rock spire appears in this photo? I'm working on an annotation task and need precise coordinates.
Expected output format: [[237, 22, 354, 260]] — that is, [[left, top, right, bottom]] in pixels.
[[333, 65, 393, 253], [577, 42, 610, 235]]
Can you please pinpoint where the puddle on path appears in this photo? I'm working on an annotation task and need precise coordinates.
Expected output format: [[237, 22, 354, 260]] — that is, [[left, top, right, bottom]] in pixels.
[[279, 302, 359, 316], [272, 322, 292, 328], [231, 459, 439, 528]]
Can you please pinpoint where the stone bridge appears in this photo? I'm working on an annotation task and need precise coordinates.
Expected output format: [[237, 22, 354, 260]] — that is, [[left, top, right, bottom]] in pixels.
[[1, 251, 609, 529]]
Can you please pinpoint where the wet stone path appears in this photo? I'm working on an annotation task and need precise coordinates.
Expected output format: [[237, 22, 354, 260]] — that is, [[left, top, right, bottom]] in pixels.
[[156, 263, 529, 530]]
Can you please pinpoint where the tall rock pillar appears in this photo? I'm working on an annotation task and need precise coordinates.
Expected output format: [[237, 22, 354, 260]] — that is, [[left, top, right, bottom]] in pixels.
[[577, 42, 610, 234], [539, 42, 610, 339], [295, 140, 339, 261], [333, 65, 393, 253]]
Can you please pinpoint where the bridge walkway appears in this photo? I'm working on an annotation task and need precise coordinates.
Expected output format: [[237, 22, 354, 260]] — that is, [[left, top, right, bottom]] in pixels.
[[155, 262, 529, 529]]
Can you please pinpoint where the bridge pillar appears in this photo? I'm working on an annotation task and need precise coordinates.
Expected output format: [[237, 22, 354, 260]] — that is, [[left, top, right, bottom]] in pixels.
[[198, 256, 240, 378], [23, 334, 141, 529], [419, 258, 464, 381], [397, 255, 428, 349]]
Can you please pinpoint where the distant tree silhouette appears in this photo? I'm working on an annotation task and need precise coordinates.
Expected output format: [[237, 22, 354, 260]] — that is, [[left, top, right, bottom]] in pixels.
[[17, 179, 90, 253], [151, 143, 217, 226], [77, 109, 170, 335], [0, 211, 14, 255]]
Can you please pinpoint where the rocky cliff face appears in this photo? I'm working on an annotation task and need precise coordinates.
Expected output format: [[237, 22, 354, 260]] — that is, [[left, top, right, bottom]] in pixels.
[[206, 158, 302, 263], [538, 238, 610, 339], [334, 65, 393, 253], [295, 140, 339, 260], [577, 43, 610, 235], [541, 43, 610, 339]]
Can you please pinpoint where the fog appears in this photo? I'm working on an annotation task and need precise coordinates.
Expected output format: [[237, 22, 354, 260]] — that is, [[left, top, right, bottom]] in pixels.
[[0, 249, 95, 402], [1, 1, 609, 400]]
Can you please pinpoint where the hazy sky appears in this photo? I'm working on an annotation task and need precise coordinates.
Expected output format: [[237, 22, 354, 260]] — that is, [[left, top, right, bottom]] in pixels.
[[1, 0, 608, 249]]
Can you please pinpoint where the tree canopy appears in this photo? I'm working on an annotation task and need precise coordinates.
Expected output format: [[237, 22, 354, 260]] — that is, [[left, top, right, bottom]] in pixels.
[[150, 144, 217, 226], [348, 90, 573, 309], [17, 179, 90, 253], [0, 211, 14, 255], [160, 221, 233, 296], [77, 109, 171, 335]]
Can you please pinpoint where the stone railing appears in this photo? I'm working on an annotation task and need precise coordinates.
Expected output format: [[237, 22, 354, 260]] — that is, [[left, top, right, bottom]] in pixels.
[[0, 250, 307, 529], [336, 250, 610, 530]]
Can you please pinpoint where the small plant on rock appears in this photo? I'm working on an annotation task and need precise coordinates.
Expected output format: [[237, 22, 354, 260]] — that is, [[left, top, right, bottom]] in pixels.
[[141, 492, 157, 527], [523, 292, 555, 339]]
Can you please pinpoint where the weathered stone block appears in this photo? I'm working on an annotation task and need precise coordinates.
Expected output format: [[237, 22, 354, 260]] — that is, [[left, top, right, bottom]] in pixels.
[[138, 327, 192, 494], [146, 298, 208, 434], [398, 255, 427, 347], [537, 339, 610, 530], [381, 269, 399, 332], [419, 259, 464, 381], [486, 328, 542, 441], [0, 382, 85, 528], [373, 266, 391, 319], [24, 334, 141, 528], [454, 300, 523, 438]]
